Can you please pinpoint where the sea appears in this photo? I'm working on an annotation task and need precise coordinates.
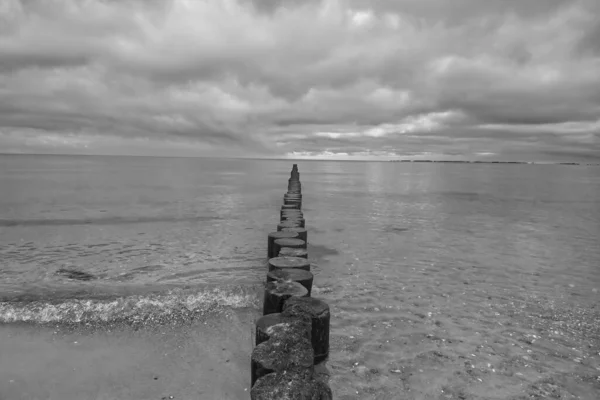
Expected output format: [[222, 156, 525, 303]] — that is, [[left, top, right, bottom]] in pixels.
[[1, 154, 599, 400]]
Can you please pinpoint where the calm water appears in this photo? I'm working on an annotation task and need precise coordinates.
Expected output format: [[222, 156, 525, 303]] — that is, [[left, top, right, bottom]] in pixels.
[[1, 155, 599, 399]]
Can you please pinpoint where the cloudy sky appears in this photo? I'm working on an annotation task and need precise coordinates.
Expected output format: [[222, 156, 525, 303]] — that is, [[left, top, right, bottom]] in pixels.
[[1, 0, 599, 161]]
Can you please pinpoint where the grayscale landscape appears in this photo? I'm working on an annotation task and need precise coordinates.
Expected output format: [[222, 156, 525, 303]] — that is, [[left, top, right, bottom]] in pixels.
[[1, 1, 599, 399]]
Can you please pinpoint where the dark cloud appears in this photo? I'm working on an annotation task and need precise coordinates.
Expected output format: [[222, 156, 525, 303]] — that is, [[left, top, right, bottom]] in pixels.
[[577, 19, 600, 56], [0, 51, 90, 72], [0, 0, 599, 160], [247, 0, 322, 15]]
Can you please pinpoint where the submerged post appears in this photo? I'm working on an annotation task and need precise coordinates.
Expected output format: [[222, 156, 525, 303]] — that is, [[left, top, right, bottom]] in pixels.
[[252, 164, 332, 398]]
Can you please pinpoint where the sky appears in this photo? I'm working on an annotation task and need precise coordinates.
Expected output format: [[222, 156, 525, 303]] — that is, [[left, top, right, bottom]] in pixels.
[[0, 0, 599, 161]]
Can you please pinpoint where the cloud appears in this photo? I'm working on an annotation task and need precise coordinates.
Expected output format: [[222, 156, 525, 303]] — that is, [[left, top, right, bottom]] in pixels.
[[0, 0, 599, 160]]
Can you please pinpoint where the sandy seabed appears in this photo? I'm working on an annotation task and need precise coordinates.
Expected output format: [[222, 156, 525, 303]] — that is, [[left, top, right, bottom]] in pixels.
[[321, 285, 600, 400], [0, 308, 258, 400]]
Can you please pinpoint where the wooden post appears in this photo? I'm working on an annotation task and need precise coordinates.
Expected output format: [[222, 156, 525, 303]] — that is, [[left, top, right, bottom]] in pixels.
[[281, 227, 307, 242], [263, 280, 308, 315], [267, 231, 299, 259], [268, 256, 310, 272], [283, 297, 331, 364], [267, 268, 314, 295], [273, 238, 306, 258], [277, 221, 302, 231], [250, 164, 332, 397], [277, 247, 308, 259]]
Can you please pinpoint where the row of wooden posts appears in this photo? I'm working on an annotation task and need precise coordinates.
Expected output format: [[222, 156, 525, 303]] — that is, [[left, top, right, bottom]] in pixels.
[[249, 165, 333, 399]]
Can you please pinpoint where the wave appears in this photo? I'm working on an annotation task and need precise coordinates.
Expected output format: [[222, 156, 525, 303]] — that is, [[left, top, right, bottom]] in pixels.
[[0, 284, 261, 326], [0, 215, 222, 227]]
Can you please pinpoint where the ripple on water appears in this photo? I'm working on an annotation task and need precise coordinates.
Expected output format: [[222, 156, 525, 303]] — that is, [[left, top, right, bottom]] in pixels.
[[1, 159, 599, 399]]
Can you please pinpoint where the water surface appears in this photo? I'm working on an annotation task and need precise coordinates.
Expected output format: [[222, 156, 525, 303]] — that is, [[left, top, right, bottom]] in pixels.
[[1, 155, 599, 399]]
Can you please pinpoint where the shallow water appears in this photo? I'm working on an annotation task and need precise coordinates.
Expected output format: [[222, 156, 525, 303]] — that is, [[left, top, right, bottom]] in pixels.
[[1, 155, 599, 399]]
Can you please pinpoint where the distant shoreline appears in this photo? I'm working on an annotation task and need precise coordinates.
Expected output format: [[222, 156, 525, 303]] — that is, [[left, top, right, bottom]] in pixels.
[[388, 159, 599, 166], [0, 153, 598, 165]]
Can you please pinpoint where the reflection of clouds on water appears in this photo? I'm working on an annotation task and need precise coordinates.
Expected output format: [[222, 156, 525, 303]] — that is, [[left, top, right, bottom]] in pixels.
[[211, 191, 241, 217], [316, 162, 351, 191], [365, 162, 387, 226], [319, 161, 345, 176], [365, 162, 384, 194], [364, 163, 440, 234]]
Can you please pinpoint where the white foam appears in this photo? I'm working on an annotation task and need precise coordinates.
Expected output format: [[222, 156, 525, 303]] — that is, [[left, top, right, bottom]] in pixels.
[[0, 286, 260, 324]]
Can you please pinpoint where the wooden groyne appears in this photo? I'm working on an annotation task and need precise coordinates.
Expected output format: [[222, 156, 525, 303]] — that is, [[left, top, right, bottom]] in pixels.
[[250, 164, 333, 399]]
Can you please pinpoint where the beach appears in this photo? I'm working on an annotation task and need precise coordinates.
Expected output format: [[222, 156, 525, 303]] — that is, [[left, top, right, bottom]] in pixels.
[[1, 155, 599, 399], [0, 307, 257, 400]]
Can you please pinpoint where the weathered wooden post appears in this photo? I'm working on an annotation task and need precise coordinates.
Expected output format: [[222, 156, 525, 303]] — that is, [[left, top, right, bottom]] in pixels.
[[250, 164, 332, 398]]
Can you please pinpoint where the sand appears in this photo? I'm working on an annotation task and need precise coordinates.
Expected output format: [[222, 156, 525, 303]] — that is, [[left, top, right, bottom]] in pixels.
[[0, 308, 259, 400], [320, 286, 600, 400]]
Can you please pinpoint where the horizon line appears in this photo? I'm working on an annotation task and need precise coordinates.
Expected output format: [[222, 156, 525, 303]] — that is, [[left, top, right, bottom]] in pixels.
[[0, 152, 598, 165]]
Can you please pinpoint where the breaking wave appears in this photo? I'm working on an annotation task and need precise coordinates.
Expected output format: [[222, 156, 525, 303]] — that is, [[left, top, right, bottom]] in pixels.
[[0, 284, 262, 325]]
